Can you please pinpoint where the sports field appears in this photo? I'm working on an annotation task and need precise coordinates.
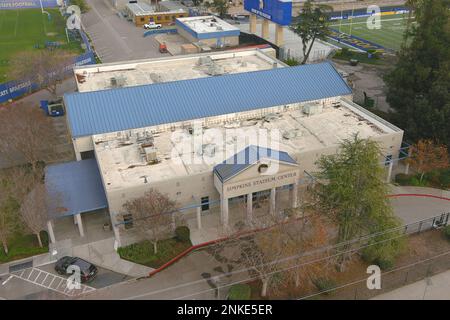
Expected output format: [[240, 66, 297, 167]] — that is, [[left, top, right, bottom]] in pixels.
[[0, 8, 82, 82], [329, 13, 412, 51]]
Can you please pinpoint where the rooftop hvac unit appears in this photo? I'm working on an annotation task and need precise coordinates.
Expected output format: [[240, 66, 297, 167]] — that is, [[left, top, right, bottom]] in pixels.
[[143, 146, 158, 163], [216, 26, 223, 31], [110, 76, 126, 88], [198, 144, 216, 157], [302, 103, 323, 116]]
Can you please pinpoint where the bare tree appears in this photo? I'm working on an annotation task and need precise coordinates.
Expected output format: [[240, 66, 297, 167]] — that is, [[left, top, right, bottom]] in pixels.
[[0, 102, 59, 173], [283, 213, 332, 292], [0, 170, 21, 255], [122, 189, 176, 254], [8, 49, 76, 97], [20, 183, 49, 247]]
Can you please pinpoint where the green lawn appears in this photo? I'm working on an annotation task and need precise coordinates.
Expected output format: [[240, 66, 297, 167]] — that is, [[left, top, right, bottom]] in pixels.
[[0, 232, 49, 263], [329, 14, 413, 51], [0, 8, 83, 83], [118, 237, 192, 269]]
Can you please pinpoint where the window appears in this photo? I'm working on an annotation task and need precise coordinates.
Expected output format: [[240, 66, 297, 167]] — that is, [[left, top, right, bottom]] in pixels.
[[385, 155, 393, 166], [157, 16, 162, 21], [201, 197, 209, 211], [140, 17, 145, 22], [123, 214, 133, 229]]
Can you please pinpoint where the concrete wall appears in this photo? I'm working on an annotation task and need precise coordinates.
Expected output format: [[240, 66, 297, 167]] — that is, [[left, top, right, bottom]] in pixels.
[[176, 25, 239, 48]]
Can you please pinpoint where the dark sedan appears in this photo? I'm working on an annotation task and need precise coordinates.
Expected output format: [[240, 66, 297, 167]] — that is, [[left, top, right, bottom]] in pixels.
[[55, 256, 98, 283]]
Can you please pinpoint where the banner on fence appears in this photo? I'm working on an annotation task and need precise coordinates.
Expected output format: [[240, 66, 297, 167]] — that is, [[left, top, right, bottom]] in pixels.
[[0, 0, 59, 10], [0, 51, 95, 104]]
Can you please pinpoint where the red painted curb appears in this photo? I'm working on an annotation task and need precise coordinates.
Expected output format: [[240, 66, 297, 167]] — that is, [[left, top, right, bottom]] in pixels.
[[386, 193, 450, 201], [148, 193, 450, 277]]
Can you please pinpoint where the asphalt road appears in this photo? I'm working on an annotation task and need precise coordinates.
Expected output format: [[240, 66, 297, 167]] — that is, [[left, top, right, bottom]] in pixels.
[[82, 0, 169, 63], [0, 262, 131, 300]]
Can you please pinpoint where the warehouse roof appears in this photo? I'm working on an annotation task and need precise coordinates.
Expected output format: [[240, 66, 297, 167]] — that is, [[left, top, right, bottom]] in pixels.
[[64, 62, 352, 138], [45, 159, 108, 218], [214, 146, 297, 182]]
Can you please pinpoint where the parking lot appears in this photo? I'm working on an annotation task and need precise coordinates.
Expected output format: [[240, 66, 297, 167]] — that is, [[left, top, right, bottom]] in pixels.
[[0, 262, 131, 300], [82, 0, 169, 63]]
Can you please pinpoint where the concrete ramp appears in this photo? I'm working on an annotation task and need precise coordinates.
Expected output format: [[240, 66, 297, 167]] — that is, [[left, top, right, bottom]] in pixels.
[[72, 238, 154, 278]]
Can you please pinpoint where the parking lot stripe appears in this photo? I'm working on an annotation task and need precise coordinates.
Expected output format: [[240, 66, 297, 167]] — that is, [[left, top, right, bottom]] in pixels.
[[11, 268, 95, 297]]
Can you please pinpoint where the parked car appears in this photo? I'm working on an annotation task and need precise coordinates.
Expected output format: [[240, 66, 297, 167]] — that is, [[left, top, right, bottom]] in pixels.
[[143, 22, 162, 29], [55, 256, 98, 283]]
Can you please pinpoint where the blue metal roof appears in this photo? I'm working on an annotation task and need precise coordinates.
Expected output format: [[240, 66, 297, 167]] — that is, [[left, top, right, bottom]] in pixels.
[[214, 145, 297, 182], [65, 61, 352, 138], [45, 159, 108, 218]]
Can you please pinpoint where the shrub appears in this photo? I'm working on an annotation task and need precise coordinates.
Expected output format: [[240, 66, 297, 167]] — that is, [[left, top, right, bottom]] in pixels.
[[175, 226, 190, 242], [284, 58, 300, 66], [312, 277, 336, 295], [227, 284, 251, 300], [373, 257, 395, 270], [395, 173, 413, 185], [341, 48, 350, 56], [438, 169, 450, 188], [444, 225, 450, 241]]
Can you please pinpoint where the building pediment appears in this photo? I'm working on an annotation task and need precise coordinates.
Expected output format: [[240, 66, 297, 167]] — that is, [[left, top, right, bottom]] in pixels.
[[213, 146, 299, 198]]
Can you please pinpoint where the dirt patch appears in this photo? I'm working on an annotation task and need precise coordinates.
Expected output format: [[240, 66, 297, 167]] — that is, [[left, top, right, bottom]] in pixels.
[[264, 230, 450, 300]]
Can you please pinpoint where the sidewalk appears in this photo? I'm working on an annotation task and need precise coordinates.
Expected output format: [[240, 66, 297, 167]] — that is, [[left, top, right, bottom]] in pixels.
[[54, 237, 153, 278], [372, 269, 450, 300], [389, 186, 450, 224]]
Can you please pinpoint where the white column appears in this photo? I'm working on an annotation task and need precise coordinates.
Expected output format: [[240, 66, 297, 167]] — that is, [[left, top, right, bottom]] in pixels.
[[75, 213, 85, 237], [262, 19, 270, 39], [246, 193, 253, 224], [196, 206, 202, 230], [249, 13, 257, 34], [387, 160, 394, 183], [275, 24, 284, 46], [221, 195, 229, 227], [270, 188, 276, 215], [291, 182, 299, 208], [47, 220, 56, 244]]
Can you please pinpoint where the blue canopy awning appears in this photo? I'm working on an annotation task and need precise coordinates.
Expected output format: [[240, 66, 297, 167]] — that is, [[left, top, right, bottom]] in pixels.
[[45, 159, 108, 218]]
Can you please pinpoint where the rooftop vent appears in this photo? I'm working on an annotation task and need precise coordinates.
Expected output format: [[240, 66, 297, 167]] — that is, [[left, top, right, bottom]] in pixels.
[[110, 76, 126, 88], [149, 73, 163, 83], [206, 63, 225, 76], [197, 56, 213, 66], [282, 130, 298, 140]]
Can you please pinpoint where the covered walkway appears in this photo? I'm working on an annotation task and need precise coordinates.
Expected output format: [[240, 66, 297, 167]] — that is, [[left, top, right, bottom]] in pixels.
[[45, 159, 111, 244]]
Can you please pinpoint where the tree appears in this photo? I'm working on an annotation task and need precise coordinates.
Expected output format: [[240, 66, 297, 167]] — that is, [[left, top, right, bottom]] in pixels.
[[0, 170, 22, 255], [8, 49, 76, 97], [315, 135, 404, 270], [290, 0, 332, 64], [20, 183, 49, 248], [407, 139, 449, 182], [122, 189, 176, 254], [0, 102, 59, 173], [283, 213, 331, 291], [207, 0, 229, 18], [385, 0, 450, 145]]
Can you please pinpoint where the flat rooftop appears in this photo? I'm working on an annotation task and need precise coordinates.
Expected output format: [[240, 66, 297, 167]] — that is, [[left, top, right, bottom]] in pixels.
[[126, 2, 154, 15], [176, 16, 240, 34], [93, 98, 399, 191], [73, 48, 280, 93]]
